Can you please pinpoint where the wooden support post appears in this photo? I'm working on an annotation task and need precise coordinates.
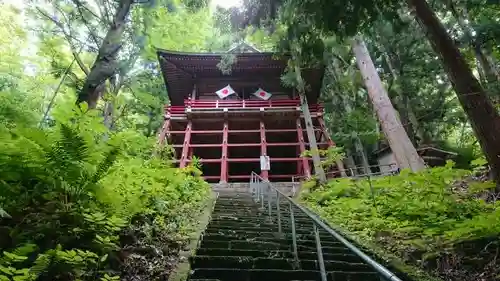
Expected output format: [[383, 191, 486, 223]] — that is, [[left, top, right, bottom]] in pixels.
[[317, 114, 347, 177], [191, 84, 197, 100], [297, 145, 302, 175], [260, 120, 268, 180], [180, 121, 192, 168], [220, 120, 228, 183], [157, 117, 170, 146], [296, 118, 311, 178], [299, 92, 326, 182]]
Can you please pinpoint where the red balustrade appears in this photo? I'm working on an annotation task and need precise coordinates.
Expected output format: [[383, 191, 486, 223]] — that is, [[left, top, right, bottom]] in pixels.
[[165, 99, 324, 114]]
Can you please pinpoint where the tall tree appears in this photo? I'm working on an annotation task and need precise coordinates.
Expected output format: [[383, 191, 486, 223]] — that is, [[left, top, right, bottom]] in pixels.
[[352, 37, 426, 171], [237, 0, 500, 184], [407, 0, 500, 184]]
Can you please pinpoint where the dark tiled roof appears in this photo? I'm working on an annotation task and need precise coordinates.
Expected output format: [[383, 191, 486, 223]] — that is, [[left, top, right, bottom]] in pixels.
[[157, 49, 324, 105]]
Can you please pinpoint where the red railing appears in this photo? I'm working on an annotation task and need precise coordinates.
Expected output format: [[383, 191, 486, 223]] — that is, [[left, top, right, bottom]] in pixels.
[[165, 99, 324, 115]]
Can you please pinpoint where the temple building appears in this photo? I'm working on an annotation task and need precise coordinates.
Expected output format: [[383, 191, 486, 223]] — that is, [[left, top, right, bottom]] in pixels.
[[156, 44, 337, 183]]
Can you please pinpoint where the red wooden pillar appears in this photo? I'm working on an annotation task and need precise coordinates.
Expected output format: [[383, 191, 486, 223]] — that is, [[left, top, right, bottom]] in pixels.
[[296, 118, 311, 178], [260, 120, 268, 180], [180, 120, 192, 168], [220, 120, 228, 183]]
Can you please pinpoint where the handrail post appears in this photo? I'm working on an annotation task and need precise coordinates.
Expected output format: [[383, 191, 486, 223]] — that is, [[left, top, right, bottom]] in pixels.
[[248, 171, 402, 281], [276, 190, 282, 233], [289, 202, 298, 261], [267, 182, 272, 217], [314, 224, 327, 281], [260, 181, 264, 209], [251, 173, 257, 202]]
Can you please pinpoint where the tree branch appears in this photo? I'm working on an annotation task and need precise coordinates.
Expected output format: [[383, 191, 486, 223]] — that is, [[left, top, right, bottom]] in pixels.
[[36, 7, 91, 76], [70, 0, 104, 45]]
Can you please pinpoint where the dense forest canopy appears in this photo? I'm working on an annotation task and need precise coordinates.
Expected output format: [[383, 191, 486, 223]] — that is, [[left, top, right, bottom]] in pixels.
[[1, 0, 500, 280]]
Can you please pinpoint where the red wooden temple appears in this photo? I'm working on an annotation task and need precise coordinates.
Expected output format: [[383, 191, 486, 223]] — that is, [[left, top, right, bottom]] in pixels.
[[157, 48, 337, 183]]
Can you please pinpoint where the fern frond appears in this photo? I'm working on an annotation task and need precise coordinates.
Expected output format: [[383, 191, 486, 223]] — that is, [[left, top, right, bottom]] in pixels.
[[29, 251, 54, 278], [44, 124, 90, 185], [11, 243, 37, 257], [91, 147, 120, 184], [56, 124, 89, 163]]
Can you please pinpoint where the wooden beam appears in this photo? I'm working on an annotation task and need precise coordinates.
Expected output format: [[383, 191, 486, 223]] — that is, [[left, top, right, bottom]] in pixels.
[[179, 120, 192, 168], [299, 92, 326, 182], [260, 119, 268, 180], [220, 120, 228, 183], [157, 118, 170, 146], [296, 118, 311, 178]]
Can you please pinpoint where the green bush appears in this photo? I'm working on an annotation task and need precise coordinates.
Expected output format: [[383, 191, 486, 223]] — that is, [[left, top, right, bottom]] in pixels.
[[300, 161, 499, 279], [0, 106, 210, 280]]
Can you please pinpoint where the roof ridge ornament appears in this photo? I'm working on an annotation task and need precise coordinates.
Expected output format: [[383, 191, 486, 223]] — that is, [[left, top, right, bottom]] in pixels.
[[227, 41, 261, 53]]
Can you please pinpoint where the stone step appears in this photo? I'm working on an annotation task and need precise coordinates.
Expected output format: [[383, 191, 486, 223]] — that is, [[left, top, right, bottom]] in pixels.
[[189, 268, 381, 281], [214, 200, 292, 206], [208, 217, 314, 227], [191, 255, 373, 272], [199, 240, 354, 255], [203, 231, 339, 244], [189, 193, 389, 281], [212, 205, 294, 212], [205, 224, 333, 236], [195, 248, 364, 263], [214, 200, 295, 207], [211, 213, 311, 220], [201, 234, 345, 248], [207, 219, 317, 229]]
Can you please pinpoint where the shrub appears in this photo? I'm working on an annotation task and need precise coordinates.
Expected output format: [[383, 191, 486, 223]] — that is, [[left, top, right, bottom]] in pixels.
[[301, 161, 500, 280], [0, 106, 210, 280]]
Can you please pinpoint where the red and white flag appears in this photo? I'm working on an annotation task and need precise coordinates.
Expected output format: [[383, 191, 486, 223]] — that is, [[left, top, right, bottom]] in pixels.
[[252, 88, 272, 100], [215, 85, 235, 99]]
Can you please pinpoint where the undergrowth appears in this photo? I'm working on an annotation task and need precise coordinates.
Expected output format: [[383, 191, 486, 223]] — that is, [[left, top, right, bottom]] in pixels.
[[300, 162, 500, 281], [0, 105, 210, 281]]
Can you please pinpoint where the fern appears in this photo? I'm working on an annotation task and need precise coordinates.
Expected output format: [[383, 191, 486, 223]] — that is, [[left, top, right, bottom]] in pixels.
[[0, 105, 210, 280], [29, 251, 54, 279], [91, 147, 120, 184]]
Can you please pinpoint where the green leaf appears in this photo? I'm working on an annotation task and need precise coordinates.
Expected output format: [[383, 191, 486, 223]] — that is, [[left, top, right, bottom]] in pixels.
[[100, 254, 108, 263], [0, 265, 14, 275]]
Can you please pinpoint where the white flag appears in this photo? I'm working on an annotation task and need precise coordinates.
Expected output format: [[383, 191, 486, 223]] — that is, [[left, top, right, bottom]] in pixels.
[[252, 88, 272, 100], [215, 85, 235, 99]]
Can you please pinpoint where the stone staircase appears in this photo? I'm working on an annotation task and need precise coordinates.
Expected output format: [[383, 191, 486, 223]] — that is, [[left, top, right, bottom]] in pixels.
[[187, 189, 391, 281]]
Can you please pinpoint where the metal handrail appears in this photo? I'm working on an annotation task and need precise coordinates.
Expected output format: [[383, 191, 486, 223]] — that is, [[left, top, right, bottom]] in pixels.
[[249, 171, 402, 281], [291, 163, 399, 183]]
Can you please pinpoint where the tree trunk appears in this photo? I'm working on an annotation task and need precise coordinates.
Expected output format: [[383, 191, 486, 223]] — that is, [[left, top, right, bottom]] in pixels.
[[407, 0, 500, 186], [299, 91, 327, 182], [351, 36, 426, 172], [345, 149, 357, 177], [352, 133, 371, 175], [76, 0, 134, 108], [381, 49, 423, 144]]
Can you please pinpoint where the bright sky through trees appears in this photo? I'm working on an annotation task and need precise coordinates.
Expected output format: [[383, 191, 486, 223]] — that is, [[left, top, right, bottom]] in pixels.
[[211, 0, 241, 8]]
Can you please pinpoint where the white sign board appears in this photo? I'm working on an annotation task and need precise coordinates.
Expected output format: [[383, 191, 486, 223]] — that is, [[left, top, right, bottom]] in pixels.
[[260, 155, 270, 171]]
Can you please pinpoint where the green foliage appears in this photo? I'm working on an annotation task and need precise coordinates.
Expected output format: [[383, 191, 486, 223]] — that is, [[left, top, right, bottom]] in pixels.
[[0, 106, 210, 280], [300, 146, 345, 170], [217, 54, 237, 75], [301, 163, 500, 278]]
